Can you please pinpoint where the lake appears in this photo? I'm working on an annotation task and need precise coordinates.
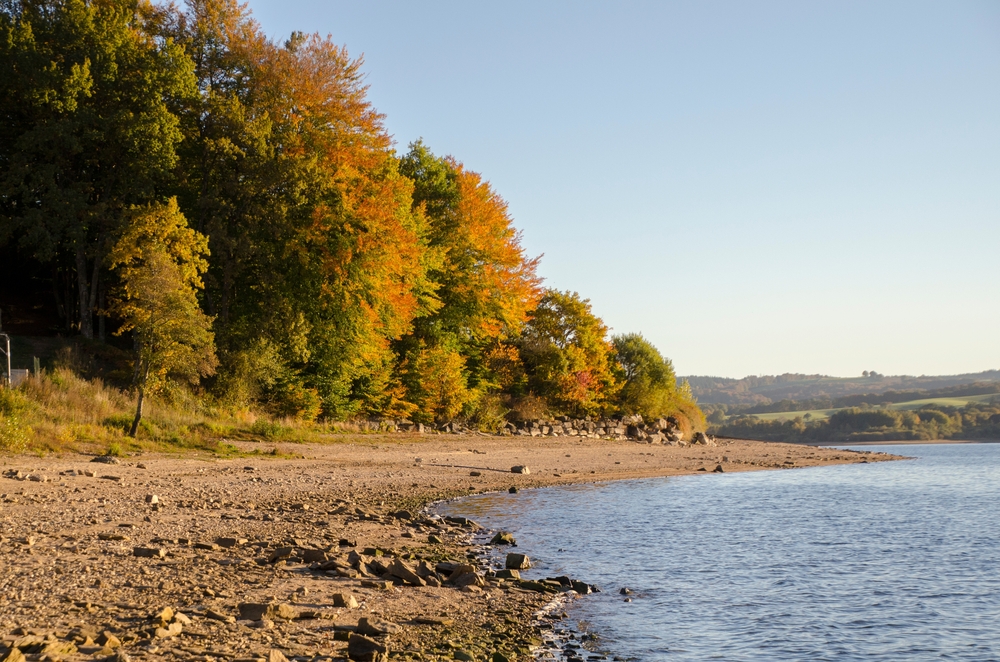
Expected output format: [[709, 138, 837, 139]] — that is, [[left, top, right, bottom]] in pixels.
[[442, 443, 1000, 661]]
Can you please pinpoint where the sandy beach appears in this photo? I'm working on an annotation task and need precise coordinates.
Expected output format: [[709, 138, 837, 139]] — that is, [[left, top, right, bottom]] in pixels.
[[0, 435, 901, 662]]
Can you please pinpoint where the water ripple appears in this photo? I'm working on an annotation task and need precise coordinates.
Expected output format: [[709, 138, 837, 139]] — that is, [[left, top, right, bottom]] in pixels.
[[446, 444, 1000, 661]]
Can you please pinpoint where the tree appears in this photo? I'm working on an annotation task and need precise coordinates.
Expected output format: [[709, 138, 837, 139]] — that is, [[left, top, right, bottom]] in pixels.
[[0, 0, 196, 338], [107, 199, 216, 436], [612, 332, 680, 419], [519, 290, 619, 417], [396, 142, 542, 417]]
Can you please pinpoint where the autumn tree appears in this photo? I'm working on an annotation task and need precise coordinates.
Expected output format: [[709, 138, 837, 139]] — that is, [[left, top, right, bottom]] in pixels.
[[107, 199, 216, 436], [0, 0, 196, 338], [397, 142, 542, 420], [519, 290, 619, 417]]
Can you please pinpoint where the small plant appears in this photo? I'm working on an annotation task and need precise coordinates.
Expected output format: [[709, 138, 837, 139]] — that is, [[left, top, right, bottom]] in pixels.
[[250, 419, 284, 438], [105, 441, 125, 457], [0, 388, 33, 453]]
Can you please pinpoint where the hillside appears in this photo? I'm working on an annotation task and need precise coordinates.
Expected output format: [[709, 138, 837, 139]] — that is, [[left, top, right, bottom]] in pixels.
[[684, 371, 1000, 406]]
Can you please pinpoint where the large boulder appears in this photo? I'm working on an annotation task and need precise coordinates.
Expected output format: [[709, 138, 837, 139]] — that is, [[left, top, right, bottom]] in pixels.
[[347, 633, 388, 662]]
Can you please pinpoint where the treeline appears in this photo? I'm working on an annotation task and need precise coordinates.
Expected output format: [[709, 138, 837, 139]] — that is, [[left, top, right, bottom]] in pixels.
[[706, 381, 1000, 418], [0, 0, 701, 432], [712, 403, 1000, 443], [686, 371, 1000, 406]]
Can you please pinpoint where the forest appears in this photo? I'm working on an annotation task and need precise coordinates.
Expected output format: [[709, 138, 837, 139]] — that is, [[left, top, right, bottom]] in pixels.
[[0, 0, 702, 447]]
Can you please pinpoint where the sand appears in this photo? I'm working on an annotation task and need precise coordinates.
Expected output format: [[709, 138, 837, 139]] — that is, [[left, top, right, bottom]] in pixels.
[[0, 435, 902, 661]]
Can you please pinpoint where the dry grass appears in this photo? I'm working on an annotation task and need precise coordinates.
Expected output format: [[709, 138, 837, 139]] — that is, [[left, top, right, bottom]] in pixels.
[[2, 368, 358, 457]]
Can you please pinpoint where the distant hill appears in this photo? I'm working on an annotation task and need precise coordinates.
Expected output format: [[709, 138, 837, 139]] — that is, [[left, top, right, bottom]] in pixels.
[[683, 370, 1000, 406]]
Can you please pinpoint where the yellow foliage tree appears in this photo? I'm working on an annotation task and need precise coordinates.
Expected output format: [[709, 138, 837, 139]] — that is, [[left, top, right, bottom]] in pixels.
[[107, 199, 217, 436]]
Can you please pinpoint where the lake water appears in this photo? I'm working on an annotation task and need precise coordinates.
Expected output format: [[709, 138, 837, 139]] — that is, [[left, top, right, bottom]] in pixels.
[[442, 444, 1000, 661]]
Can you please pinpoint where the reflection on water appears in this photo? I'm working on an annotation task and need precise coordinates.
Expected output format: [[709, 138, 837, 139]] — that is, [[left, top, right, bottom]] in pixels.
[[442, 444, 1000, 661]]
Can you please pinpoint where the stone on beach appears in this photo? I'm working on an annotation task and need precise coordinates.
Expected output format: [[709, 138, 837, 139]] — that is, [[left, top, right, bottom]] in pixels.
[[510, 465, 530, 474], [347, 633, 388, 662], [506, 552, 531, 569], [490, 531, 516, 545], [356, 616, 401, 636]]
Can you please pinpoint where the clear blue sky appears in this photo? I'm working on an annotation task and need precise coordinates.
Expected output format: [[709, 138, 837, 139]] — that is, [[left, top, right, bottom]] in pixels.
[[247, 0, 1000, 379]]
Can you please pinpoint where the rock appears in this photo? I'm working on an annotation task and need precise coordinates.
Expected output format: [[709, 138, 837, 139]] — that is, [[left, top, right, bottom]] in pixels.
[[237, 603, 297, 621], [301, 549, 328, 563], [356, 616, 401, 636], [268, 650, 288, 662], [505, 552, 531, 569], [387, 558, 426, 586], [95, 632, 121, 649], [153, 607, 175, 624], [620, 587, 632, 595], [469, 471, 482, 477], [154, 622, 182, 639], [391, 510, 413, 520], [453, 651, 475, 661], [414, 616, 453, 626], [427, 534, 444, 544], [91, 455, 120, 464], [332, 593, 359, 609], [712, 464, 724, 473], [216, 537, 246, 548], [492, 653, 513, 662], [206, 608, 235, 623], [133, 547, 166, 559], [268, 547, 294, 562], [490, 531, 516, 545], [347, 633, 388, 662], [692, 431, 715, 446], [495, 569, 520, 580], [571, 580, 592, 594], [359, 579, 393, 590], [510, 465, 530, 474], [1, 648, 25, 662], [508, 486, 518, 493], [451, 572, 484, 588], [145, 494, 158, 504], [173, 612, 192, 625]]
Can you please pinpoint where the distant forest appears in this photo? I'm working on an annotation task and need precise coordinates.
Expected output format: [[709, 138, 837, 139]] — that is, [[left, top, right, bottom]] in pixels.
[[712, 402, 1000, 444], [0, 0, 701, 434], [684, 370, 1000, 406]]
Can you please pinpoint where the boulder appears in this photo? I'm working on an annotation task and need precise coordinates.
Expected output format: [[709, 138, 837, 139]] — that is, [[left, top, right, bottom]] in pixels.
[[387, 558, 426, 586], [133, 547, 166, 559], [332, 593, 359, 609], [347, 633, 388, 662], [237, 603, 297, 621], [510, 465, 530, 475], [490, 531, 516, 545], [505, 553, 531, 570], [356, 617, 401, 636]]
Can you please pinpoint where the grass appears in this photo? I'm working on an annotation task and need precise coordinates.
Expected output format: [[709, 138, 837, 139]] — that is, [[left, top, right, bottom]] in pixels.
[[745, 394, 1000, 423], [0, 367, 362, 457]]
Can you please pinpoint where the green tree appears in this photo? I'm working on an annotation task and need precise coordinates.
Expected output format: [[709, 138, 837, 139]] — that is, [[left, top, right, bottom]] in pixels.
[[0, 0, 196, 338], [519, 290, 619, 417], [612, 332, 679, 419], [107, 199, 216, 436]]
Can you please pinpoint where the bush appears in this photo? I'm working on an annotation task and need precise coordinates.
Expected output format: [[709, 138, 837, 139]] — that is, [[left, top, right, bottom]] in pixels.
[[0, 388, 33, 452]]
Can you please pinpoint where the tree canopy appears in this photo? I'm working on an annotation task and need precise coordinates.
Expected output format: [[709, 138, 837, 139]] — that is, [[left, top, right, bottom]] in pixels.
[[0, 0, 703, 432]]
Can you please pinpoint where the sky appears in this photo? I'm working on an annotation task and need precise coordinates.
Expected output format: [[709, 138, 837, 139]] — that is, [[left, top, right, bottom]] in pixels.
[[246, 0, 1000, 379]]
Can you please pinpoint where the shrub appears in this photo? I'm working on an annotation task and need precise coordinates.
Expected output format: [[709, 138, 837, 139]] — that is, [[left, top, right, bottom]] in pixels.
[[0, 388, 33, 453]]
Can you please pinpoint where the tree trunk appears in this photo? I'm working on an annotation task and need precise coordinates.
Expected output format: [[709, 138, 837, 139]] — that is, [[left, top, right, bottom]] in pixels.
[[128, 385, 145, 438], [98, 284, 106, 342], [75, 246, 93, 339]]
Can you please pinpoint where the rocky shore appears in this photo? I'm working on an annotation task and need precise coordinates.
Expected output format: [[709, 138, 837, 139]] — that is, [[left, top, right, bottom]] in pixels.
[[0, 435, 901, 662]]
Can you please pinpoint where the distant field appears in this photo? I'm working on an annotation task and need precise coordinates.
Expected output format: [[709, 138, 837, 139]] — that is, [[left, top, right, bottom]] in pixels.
[[747, 394, 1000, 422]]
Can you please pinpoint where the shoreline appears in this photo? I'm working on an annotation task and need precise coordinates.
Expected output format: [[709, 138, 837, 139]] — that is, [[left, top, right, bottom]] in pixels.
[[0, 435, 902, 662]]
